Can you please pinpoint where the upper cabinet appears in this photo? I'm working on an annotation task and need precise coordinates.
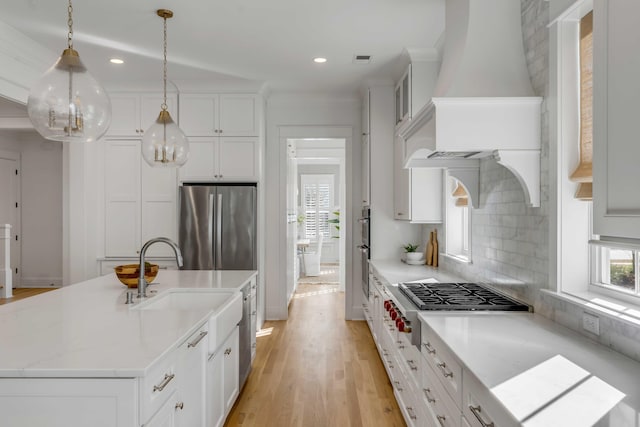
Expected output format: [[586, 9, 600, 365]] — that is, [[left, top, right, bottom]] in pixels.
[[395, 67, 411, 127], [179, 94, 260, 137], [362, 89, 371, 206], [593, 0, 640, 239], [178, 136, 259, 182], [108, 93, 177, 137]]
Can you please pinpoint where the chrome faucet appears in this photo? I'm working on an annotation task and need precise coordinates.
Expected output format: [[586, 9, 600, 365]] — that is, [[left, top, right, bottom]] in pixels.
[[138, 237, 184, 298]]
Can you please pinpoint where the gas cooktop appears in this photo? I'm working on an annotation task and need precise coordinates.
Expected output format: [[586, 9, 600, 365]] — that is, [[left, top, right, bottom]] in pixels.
[[398, 282, 530, 311]]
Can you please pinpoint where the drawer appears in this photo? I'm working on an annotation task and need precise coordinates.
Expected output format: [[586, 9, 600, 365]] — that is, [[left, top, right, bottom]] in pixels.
[[463, 371, 518, 427], [421, 323, 463, 407], [422, 359, 462, 427], [397, 334, 422, 390], [140, 351, 178, 423], [394, 373, 421, 427]]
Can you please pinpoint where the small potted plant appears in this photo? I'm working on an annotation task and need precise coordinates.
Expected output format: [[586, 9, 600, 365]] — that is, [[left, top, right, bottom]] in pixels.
[[403, 243, 422, 263]]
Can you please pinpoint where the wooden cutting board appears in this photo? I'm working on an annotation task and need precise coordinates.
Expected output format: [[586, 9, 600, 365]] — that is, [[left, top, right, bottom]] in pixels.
[[432, 229, 439, 267], [425, 231, 434, 266]]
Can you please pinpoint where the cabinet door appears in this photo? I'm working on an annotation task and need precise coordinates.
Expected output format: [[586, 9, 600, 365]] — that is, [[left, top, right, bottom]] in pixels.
[[178, 137, 216, 181], [362, 90, 371, 206], [141, 162, 177, 256], [411, 168, 443, 223], [222, 327, 240, 413], [206, 350, 225, 427], [176, 327, 208, 427], [179, 94, 219, 136], [105, 140, 141, 256], [593, 0, 640, 239], [146, 392, 178, 427], [0, 378, 137, 427], [109, 94, 141, 136], [394, 135, 411, 220], [141, 93, 178, 135], [219, 94, 259, 136], [217, 137, 259, 181]]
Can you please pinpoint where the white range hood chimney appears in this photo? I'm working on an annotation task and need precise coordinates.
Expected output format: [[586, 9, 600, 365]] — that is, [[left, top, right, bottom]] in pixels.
[[400, 0, 542, 207]]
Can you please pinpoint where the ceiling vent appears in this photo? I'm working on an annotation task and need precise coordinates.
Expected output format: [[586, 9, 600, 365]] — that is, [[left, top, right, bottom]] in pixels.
[[353, 55, 371, 64]]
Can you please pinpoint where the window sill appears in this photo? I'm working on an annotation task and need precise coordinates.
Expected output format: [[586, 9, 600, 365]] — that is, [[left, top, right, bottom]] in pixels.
[[541, 288, 640, 327], [441, 253, 471, 264]]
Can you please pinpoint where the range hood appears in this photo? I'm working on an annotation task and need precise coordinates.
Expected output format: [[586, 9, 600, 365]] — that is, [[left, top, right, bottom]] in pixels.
[[399, 0, 542, 207]]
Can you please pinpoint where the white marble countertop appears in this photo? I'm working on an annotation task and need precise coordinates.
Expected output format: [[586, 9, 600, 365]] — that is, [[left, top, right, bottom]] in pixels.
[[0, 270, 256, 378], [369, 258, 465, 284], [419, 312, 640, 426]]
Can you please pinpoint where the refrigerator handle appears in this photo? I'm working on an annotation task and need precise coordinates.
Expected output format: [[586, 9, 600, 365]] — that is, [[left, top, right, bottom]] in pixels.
[[208, 193, 214, 252], [216, 193, 223, 267]]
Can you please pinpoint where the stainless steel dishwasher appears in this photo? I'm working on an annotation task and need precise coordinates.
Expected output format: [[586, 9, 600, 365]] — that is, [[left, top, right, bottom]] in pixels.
[[238, 282, 252, 389]]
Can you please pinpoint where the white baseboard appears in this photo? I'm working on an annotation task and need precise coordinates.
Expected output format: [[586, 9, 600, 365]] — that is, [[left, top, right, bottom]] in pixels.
[[19, 277, 62, 288]]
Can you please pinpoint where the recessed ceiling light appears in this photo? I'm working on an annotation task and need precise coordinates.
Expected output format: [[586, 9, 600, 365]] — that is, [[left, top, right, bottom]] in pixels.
[[110, 58, 124, 64], [313, 57, 327, 64]]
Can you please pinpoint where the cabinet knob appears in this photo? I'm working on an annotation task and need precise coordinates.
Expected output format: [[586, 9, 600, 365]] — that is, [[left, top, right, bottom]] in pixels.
[[224, 347, 232, 356], [214, 129, 219, 133], [397, 212, 404, 216], [175, 402, 184, 411]]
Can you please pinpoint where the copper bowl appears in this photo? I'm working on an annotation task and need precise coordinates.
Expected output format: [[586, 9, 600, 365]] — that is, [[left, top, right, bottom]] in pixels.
[[114, 263, 159, 288]]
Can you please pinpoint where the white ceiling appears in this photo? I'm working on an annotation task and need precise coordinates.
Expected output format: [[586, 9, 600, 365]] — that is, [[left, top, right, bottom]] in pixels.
[[0, 0, 445, 95]]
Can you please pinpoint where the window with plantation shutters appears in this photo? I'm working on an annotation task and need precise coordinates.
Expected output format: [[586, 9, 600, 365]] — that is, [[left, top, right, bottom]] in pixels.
[[301, 174, 334, 240]]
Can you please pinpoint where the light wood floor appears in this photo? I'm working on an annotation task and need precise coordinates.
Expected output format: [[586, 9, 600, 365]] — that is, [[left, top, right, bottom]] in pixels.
[[0, 288, 56, 305], [225, 284, 406, 427]]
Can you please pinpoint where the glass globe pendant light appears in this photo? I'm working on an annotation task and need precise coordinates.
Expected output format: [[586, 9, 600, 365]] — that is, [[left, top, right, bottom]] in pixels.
[[141, 9, 189, 167], [27, 0, 111, 142]]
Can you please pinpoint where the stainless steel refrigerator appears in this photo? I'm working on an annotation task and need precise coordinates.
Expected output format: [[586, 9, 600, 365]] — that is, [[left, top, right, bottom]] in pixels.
[[178, 183, 257, 270]]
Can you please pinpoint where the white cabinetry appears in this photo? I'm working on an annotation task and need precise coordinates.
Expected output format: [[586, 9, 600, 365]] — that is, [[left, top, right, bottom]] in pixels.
[[593, 0, 640, 239], [394, 136, 443, 223], [145, 392, 178, 427], [179, 94, 259, 137], [206, 326, 240, 427], [177, 93, 261, 183], [178, 136, 259, 182], [0, 378, 137, 426], [104, 140, 177, 257], [175, 326, 209, 426], [362, 89, 371, 206], [395, 67, 411, 127], [108, 93, 177, 137]]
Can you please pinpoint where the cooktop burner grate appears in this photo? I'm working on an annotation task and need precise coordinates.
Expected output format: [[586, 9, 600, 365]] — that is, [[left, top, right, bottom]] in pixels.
[[398, 282, 530, 311]]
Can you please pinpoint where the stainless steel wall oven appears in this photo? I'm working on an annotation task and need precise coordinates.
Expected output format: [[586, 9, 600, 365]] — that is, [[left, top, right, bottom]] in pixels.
[[358, 207, 370, 298]]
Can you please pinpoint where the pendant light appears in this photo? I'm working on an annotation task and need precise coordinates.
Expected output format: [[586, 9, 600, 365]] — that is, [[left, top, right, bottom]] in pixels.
[[27, 0, 111, 143], [141, 9, 189, 167]]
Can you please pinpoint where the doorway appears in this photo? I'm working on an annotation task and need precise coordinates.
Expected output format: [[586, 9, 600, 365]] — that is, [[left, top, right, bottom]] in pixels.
[[286, 138, 346, 302]]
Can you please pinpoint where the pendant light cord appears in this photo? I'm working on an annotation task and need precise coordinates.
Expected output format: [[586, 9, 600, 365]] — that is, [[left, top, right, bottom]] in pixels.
[[67, 0, 73, 49], [162, 15, 168, 112]]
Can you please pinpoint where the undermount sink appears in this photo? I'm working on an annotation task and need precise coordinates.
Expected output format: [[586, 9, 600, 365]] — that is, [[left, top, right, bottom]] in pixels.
[[134, 289, 238, 311]]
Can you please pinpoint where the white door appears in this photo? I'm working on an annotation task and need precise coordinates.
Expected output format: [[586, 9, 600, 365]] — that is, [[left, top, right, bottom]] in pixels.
[[0, 153, 20, 287]]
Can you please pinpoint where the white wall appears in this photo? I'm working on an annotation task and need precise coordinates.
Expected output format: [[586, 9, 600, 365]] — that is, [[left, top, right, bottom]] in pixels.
[[0, 131, 62, 286], [265, 94, 360, 320]]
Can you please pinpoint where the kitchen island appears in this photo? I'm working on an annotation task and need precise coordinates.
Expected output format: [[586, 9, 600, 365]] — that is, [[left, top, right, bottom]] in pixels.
[[0, 269, 257, 426]]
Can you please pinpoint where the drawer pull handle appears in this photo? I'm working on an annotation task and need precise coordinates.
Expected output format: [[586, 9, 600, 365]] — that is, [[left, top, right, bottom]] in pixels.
[[437, 415, 447, 426], [423, 388, 436, 404], [407, 407, 417, 420], [224, 347, 232, 356], [423, 342, 436, 355], [394, 381, 403, 392], [407, 360, 418, 371], [175, 402, 184, 411], [437, 362, 453, 378], [469, 405, 495, 427], [187, 331, 208, 348], [153, 373, 175, 392]]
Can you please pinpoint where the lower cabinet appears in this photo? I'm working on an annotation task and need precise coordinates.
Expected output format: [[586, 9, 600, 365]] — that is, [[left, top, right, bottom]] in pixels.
[[175, 325, 209, 426], [0, 378, 137, 426], [206, 326, 240, 427], [145, 392, 178, 427]]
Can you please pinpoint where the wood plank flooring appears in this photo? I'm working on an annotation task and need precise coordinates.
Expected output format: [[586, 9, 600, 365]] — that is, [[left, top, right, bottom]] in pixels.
[[0, 287, 56, 305], [225, 284, 406, 427]]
